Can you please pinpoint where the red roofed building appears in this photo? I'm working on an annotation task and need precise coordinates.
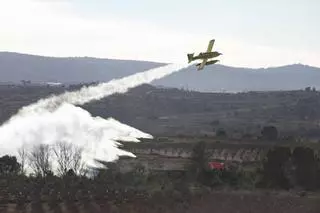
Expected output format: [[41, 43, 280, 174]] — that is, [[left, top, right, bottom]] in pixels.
[[208, 161, 225, 170]]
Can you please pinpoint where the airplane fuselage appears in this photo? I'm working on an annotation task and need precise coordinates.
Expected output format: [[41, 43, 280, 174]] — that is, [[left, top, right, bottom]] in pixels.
[[193, 51, 221, 60]]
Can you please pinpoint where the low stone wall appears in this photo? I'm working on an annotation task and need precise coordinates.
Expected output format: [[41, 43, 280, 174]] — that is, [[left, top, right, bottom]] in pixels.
[[117, 154, 192, 173], [124, 144, 269, 163]]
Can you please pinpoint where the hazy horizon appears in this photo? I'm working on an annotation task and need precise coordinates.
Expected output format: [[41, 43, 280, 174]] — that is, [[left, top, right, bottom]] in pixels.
[[2, 51, 319, 70]]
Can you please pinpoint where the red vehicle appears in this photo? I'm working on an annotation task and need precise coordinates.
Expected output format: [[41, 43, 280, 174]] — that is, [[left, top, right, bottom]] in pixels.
[[208, 161, 225, 170]]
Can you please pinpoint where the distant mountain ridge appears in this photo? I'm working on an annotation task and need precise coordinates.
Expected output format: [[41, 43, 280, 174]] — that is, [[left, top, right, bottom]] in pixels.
[[153, 63, 320, 92], [1, 52, 320, 92], [0, 52, 165, 84]]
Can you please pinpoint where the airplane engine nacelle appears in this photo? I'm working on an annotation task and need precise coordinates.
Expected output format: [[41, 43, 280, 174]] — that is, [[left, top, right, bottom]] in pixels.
[[205, 60, 219, 65], [196, 60, 219, 68]]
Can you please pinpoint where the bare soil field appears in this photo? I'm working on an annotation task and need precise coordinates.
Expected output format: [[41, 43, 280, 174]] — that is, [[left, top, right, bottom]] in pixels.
[[0, 191, 319, 213]]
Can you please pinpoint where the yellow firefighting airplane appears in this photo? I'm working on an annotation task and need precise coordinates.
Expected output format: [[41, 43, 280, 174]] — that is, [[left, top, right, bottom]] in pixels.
[[187, 39, 222, 70]]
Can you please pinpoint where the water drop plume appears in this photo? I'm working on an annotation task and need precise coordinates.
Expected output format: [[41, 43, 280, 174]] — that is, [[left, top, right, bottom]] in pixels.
[[0, 63, 190, 172]]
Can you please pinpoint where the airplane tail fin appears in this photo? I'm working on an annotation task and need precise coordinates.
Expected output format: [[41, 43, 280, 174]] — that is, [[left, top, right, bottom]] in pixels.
[[187, 53, 194, 63]]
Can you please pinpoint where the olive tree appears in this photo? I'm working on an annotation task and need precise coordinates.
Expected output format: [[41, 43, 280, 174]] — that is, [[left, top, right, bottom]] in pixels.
[[17, 145, 27, 175], [53, 141, 85, 176], [27, 144, 52, 177]]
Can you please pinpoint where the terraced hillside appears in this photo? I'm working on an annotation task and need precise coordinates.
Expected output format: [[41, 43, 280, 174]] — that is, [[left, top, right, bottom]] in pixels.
[[2, 84, 320, 140]]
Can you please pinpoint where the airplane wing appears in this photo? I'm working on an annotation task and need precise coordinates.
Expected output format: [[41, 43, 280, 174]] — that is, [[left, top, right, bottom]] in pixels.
[[206, 39, 215, 52], [197, 58, 208, 70], [198, 39, 215, 69]]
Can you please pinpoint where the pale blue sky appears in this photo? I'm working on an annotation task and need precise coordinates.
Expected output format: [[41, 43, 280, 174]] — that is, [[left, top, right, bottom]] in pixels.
[[1, 0, 319, 67], [69, 0, 319, 49]]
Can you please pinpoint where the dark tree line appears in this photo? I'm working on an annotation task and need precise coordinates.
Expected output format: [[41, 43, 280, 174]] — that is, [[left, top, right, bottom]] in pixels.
[[189, 141, 320, 191], [1, 141, 320, 204], [0, 155, 21, 175], [258, 146, 320, 191]]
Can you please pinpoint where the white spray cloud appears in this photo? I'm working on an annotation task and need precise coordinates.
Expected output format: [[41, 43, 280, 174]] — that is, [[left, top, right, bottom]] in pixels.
[[14, 63, 188, 115], [0, 103, 152, 169], [0, 63, 190, 173]]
